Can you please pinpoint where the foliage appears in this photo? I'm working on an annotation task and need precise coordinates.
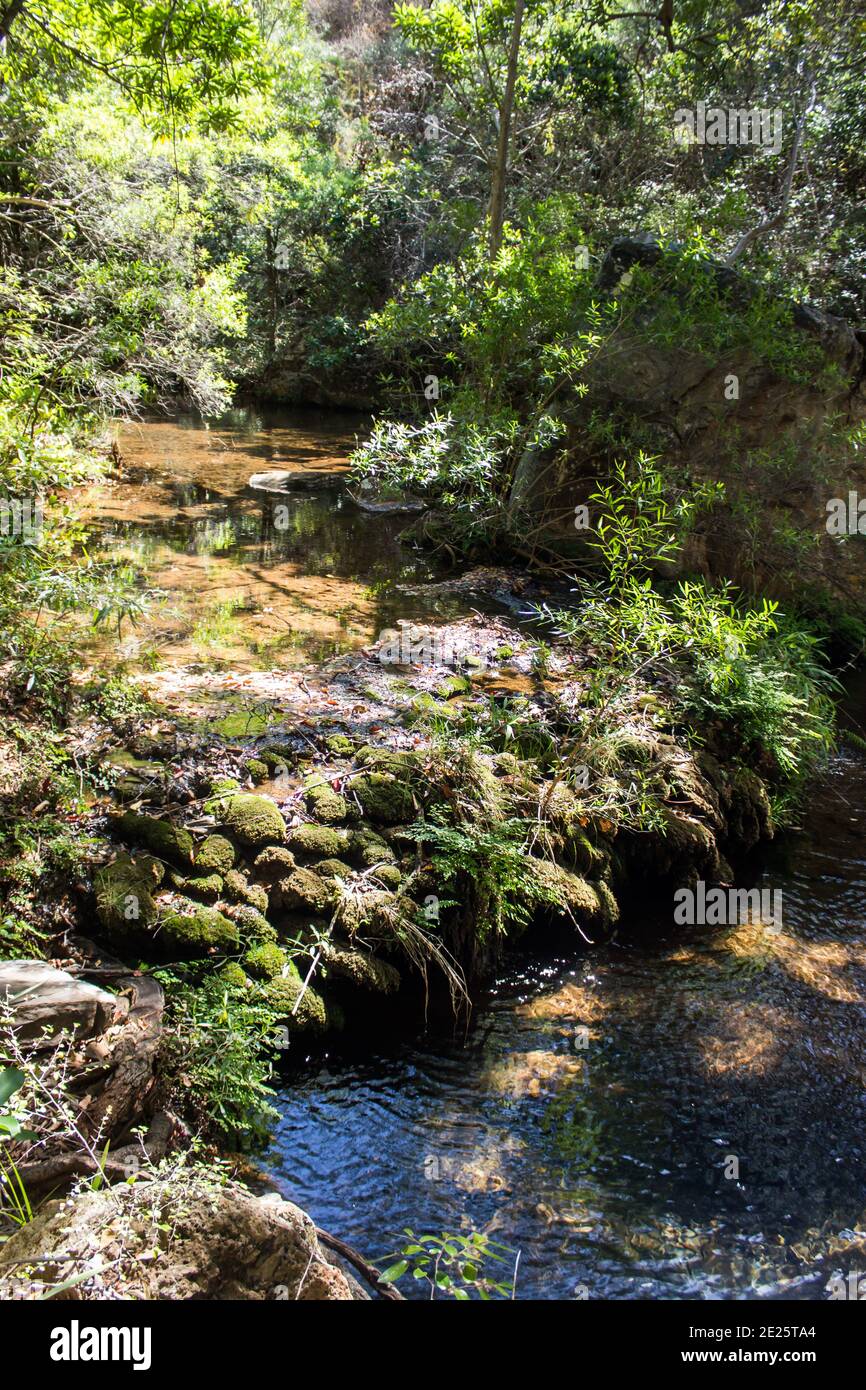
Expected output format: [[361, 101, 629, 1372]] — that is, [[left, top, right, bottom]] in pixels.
[[379, 1227, 518, 1299]]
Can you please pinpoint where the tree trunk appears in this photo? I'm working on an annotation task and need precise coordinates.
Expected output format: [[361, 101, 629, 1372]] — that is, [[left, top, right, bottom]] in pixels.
[[487, 0, 525, 261]]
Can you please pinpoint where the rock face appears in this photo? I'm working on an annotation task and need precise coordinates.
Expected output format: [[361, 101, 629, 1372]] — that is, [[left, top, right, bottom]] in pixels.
[[0, 1173, 362, 1300], [0, 960, 124, 1047]]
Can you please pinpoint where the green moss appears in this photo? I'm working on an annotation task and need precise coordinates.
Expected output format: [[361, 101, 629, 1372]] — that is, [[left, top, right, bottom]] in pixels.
[[175, 871, 223, 903], [289, 823, 351, 858], [95, 853, 163, 936], [352, 771, 415, 825], [204, 775, 241, 800], [223, 869, 269, 913], [435, 674, 471, 699], [275, 867, 336, 914], [312, 858, 355, 880], [218, 961, 249, 990], [224, 903, 276, 943], [220, 794, 286, 848], [243, 758, 269, 783], [158, 901, 239, 956], [323, 944, 401, 995], [529, 859, 605, 930], [259, 744, 296, 771], [304, 777, 350, 824], [244, 940, 287, 980], [325, 734, 355, 756], [264, 965, 330, 1033], [371, 863, 402, 889], [195, 834, 236, 874], [252, 847, 297, 881], [114, 812, 194, 867], [350, 827, 397, 867], [356, 746, 418, 774]]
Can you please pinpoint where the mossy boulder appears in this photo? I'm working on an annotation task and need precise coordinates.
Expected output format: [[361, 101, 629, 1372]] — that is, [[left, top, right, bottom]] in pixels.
[[243, 758, 269, 783], [220, 794, 286, 849], [259, 744, 296, 771], [352, 772, 415, 825], [323, 944, 401, 995], [158, 902, 239, 956], [95, 853, 163, 937], [244, 941, 288, 980], [274, 867, 336, 914], [288, 823, 351, 858], [371, 863, 402, 889], [218, 961, 249, 990], [172, 871, 223, 904], [264, 965, 330, 1034], [325, 734, 355, 756], [529, 860, 607, 931], [252, 847, 296, 882], [350, 827, 396, 868], [312, 858, 355, 881], [223, 869, 269, 914], [114, 812, 194, 868], [195, 834, 236, 874], [223, 903, 276, 943], [304, 777, 350, 825]]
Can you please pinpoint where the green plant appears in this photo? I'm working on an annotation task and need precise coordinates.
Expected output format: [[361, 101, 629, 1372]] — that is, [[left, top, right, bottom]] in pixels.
[[379, 1228, 518, 1300]]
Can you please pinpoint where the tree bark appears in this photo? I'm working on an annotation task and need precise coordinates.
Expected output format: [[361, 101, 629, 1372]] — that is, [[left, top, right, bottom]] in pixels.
[[487, 0, 525, 261]]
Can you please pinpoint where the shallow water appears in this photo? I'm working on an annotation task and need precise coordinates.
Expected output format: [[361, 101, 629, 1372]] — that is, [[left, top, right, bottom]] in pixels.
[[78, 407, 446, 671], [91, 411, 866, 1300]]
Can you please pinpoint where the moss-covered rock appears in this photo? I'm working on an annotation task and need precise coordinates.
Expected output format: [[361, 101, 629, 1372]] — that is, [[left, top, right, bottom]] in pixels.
[[195, 834, 236, 874], [223, 903, 276, 943], [223, 869, 269, 914], [174, 871, 223, 904], [312, 858, 355, 881], [259, 744, 296, 771], [371, 863, 402, 889], [264, 965, 330, 1033], [158, 902, 239, 956], [244, 941, 288, 980], [243, 758, 269, 783], [274, 867, 336, 914], [218, 961, 249, 990], [95, 853, 163, 936], [325, 734, 355, 756], [113, 812, 194, 868], [323, 944, 401, 995], [350, 827, 397, 867], [204, 776, 241, 800], [252, 847, 296, 881], [352, 772, 415, 825], [529, 859, 606, 931], [220, 794, 286, 848], [288, 823, 351, 858], [304, 777, 350, 824]]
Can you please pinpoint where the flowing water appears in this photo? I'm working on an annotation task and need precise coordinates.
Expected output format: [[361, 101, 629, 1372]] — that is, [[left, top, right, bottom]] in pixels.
[[93, 409, 866, 1300]]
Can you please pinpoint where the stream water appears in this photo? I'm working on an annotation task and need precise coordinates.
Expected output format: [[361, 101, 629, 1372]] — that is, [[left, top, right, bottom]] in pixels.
[[95, 409, 866, 1301]]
